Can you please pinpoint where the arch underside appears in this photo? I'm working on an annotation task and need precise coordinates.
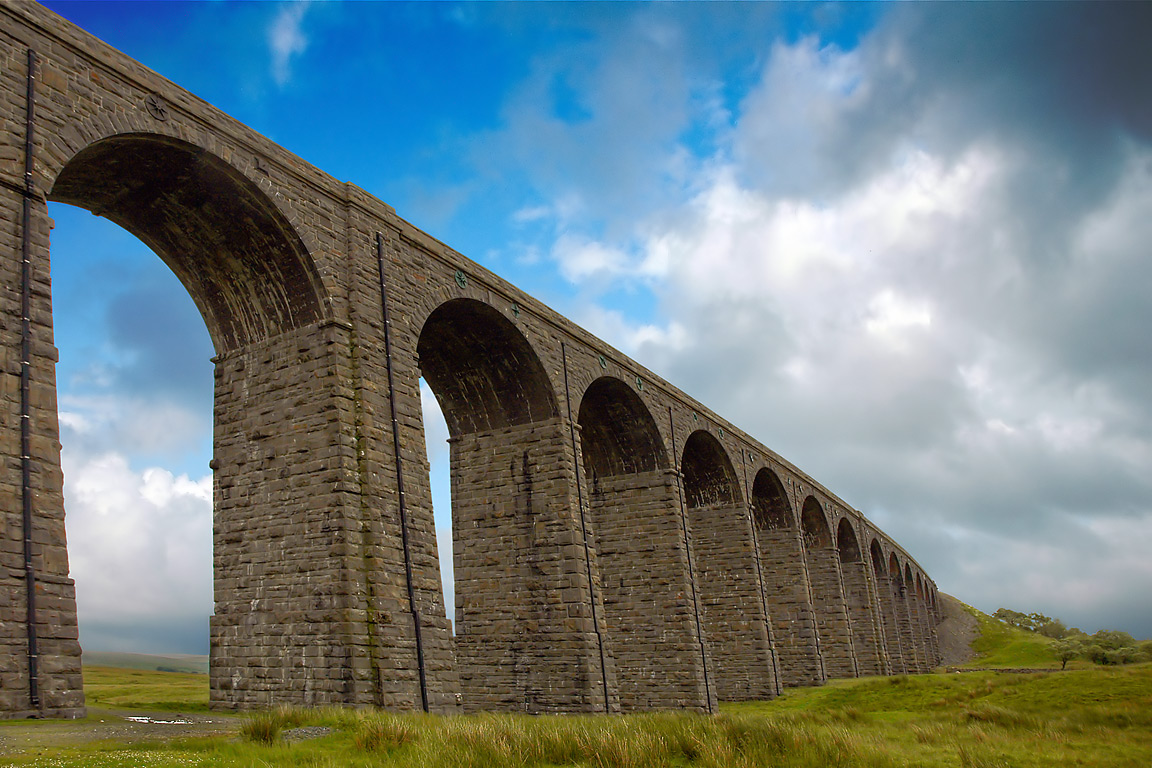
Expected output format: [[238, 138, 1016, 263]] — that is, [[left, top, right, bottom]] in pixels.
[[418, 299, 558, 436], [50, 133, 327, 353], [578, 377, 667, 480]]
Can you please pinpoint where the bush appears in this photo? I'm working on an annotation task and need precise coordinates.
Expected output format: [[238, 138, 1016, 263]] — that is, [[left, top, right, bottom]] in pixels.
[[1091, 629, 1136, 650], [1103, 646, 1140, 666]]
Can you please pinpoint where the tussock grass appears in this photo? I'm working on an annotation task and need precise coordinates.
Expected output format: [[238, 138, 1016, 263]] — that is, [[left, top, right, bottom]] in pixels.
[[4, 647, 1151, 767]]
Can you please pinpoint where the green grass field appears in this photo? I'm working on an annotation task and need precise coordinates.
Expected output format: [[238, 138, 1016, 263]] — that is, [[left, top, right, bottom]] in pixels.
[[2, 612, 1149, 767], [83, 665, 211, 712], [963, 609, 1064, 669]]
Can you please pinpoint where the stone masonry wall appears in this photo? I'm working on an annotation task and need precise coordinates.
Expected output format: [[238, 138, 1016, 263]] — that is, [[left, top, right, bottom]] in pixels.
[[688, 501, 778, 702], [757, 528, 825, 687], [451, 420, 617, 713], [805, 546, 858, 679], [586, 470, 713, 712], [893, 585, 923, 674], [0, 133, 83, 718], [840, 559, 886, 676], [873, 571, 907, 675]]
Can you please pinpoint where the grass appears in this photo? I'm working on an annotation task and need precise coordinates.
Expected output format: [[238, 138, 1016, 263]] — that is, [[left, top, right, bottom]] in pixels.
[[2, 613, 1150, 767], [963, 609, 1061, 669], [82, 665, 211, 713]]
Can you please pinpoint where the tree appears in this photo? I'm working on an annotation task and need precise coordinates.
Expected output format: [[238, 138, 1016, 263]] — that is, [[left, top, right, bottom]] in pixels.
[[1091, 629, 1136, 651], [992, 608, 1060, 634], [993, 608, 1032, 630], [1104, 646, 1139, 665], [1036, 618, 1067, 639], [1083, 643, 1108, 665], [1052, 637, 1085, 670]]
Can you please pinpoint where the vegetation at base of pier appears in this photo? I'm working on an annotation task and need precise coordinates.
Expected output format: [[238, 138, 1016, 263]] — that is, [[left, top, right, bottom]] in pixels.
[[2, 615, 1151, 767]]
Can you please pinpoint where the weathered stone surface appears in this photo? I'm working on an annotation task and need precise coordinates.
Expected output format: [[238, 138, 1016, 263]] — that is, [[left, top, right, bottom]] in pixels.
[[0, 0, 943, 717]]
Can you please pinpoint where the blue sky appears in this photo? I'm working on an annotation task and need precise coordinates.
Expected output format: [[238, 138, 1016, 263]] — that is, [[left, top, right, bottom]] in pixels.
[[40, 1, 1152, 654]]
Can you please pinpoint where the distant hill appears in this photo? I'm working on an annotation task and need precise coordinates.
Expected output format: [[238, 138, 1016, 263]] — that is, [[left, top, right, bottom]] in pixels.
[[82, 651, 209, 675]]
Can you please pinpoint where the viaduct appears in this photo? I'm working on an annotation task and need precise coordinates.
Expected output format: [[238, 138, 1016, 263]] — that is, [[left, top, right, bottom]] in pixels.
[[1, 2, 941, 719]]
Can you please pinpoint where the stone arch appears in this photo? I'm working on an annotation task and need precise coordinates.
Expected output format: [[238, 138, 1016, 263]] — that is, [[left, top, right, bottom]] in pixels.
[[835, 519, 884, 674], [871, 540, 906, 674], [889, 553, 904, 585], [418, 298, 558, 436], [800, 497, 833, 549], [751, 468, 793, 530], [836, 519, 861, 564], [36, 132, 353, 712], [682, 432, 775, 700], [417, 297, 607, 713], [800, 498, 856, 679], [751, 468, 820, 687], [50, 133, 327, 354], [578, 377, 668, 481], [889, 554, 925, 672], [910, 571, 934, 670], [575, 378, 708, 711], [682, 431, 742, 509]]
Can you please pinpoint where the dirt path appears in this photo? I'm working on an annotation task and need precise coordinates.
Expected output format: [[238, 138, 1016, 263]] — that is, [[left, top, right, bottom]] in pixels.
[[0, 708, 238, 757]]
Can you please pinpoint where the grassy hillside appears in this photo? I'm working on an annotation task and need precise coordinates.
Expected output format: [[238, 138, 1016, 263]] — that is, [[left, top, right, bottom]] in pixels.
[[961, 604, 1062, 668]]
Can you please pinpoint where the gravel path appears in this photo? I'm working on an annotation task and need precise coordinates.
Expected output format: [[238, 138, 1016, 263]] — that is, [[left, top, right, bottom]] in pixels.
[[936, 592, 980, 667], [0, 708, 238, 757]]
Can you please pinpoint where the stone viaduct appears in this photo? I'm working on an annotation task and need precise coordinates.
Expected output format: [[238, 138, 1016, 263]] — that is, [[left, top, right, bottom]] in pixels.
[[1, 2, 941, 719]]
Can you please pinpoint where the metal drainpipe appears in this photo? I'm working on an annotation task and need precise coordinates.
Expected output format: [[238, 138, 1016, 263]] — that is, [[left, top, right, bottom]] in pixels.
[[375, 232, 428, 712], [560, 342, 611, 714], [668, 407, 713, 713], [19, 47, 41, 714]]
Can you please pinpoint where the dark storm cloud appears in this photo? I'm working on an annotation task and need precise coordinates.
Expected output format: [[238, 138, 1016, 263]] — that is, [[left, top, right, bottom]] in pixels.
[[738, 3, 1152, 224], [80, 616, 209, 656]]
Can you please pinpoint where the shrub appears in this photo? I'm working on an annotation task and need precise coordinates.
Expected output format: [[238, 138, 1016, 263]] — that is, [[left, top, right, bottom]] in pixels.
[[1091, 629, 1136, 651]]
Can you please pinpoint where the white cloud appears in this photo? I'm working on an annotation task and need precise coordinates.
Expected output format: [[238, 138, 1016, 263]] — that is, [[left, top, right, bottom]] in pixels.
[[553, 234, 633, 283], [519, 27, 1152, 639], [268, 2, 310, 87], [420, 379, 453, 624], [63, 451, 212, 646], [59, 393, 208, 471]]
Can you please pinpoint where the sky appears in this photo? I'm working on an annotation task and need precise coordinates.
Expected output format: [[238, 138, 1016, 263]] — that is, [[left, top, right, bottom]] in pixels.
[[38, 1, 1152, 655]]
